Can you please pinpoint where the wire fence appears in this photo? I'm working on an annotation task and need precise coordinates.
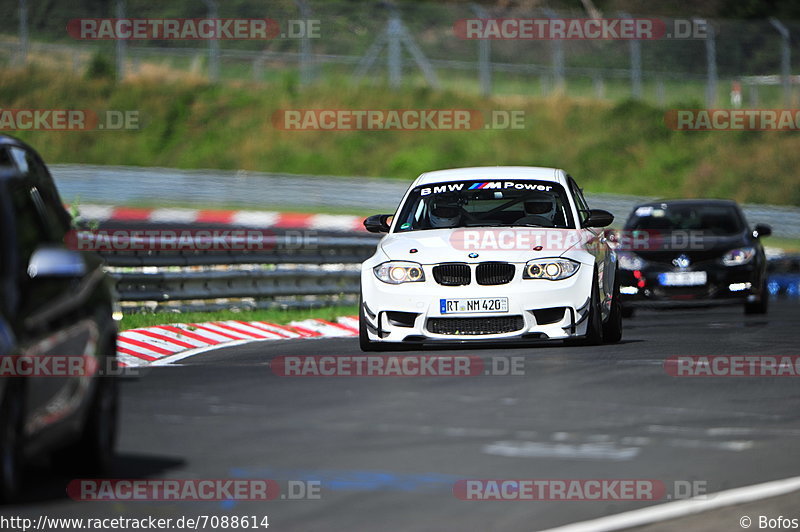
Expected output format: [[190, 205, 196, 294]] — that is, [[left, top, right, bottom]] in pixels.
[[1, 1, 799, 106]]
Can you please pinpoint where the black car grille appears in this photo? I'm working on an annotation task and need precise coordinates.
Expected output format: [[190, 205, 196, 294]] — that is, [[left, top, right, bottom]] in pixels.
[[427, 316, 525, 335], [476, 262, 515, 285], [432, 263, 471, 286]]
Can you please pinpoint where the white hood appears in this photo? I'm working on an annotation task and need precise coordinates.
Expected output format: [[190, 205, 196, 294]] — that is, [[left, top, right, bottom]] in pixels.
[[379, 227, 591, 264]]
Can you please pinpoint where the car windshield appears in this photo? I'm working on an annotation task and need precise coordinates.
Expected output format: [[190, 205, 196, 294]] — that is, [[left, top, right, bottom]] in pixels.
[[393, 180, 575, 232], [624, 203, 745, 236]]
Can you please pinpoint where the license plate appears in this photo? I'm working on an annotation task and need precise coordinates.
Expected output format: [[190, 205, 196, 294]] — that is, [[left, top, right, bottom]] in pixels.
[[440, 297, 509, 314], [658, 271, 707, 286]]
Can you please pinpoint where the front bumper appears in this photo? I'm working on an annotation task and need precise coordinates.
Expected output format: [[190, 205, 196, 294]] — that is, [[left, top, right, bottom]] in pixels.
[[361, 263, 594, 344], [618, 263, 760, 308]]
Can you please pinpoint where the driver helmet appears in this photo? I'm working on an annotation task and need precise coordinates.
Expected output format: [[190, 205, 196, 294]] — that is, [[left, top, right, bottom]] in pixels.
[[429, 195, 462, 228], [523, 193, 557, 221]]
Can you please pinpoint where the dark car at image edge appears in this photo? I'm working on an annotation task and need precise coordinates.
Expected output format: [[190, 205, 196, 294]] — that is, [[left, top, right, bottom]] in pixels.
[[0, 135, 119, 502], [615, 199, 771, 317]]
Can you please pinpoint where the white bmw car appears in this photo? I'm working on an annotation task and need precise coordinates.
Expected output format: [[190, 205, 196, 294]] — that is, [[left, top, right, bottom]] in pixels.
[[359, 167, 622, 351]]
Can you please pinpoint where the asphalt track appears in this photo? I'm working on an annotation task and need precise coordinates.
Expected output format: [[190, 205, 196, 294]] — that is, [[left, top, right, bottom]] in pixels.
[[6, 300, 800, 531]]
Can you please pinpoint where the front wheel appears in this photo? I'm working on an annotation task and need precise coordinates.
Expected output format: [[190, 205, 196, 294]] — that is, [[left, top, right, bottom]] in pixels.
[[569, 273, 603, 346], [602, 273, 623, 344], [57, 351, 118, 475], [744, 278, 769, 315], [359, 296, 380, 352]]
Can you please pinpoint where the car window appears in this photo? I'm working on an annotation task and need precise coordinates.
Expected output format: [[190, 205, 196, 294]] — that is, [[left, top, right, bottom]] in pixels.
[[9, 147, 29, 174], [394, 180, 575, 232], [0, 147, 14, 170], [625, 204, 745, 235], [9, 182, 49, 280], [567, 176, 591, 226], [24, 149, 71, 235]]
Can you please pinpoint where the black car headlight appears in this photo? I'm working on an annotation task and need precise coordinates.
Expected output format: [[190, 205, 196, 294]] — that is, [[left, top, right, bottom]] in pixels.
[[373, 261, 426, 284], [523, 258, 580, 280], [618, 251, 646, 271], [721, 247, 755, 266]]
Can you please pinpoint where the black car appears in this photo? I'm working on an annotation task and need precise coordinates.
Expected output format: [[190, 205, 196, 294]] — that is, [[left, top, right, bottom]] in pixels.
[[0, 135, 119, 501], [615, 199, 771, 317]]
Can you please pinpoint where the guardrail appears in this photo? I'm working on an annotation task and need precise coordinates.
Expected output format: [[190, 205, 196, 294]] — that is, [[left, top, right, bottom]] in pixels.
[[97, 233, 800, 312], [53, 164, 800, 239], [99, 235, 380, 267], [102, 234, 378, 311]]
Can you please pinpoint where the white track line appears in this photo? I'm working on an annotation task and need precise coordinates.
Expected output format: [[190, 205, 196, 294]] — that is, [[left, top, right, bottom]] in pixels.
[[540, 475, 800, 532]]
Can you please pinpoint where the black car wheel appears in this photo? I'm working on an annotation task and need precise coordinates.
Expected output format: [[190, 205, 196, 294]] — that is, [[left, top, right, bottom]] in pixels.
[[602, 272, 623, 343], [57, 346, 118, 475], [570, 271, 603, 346], [359, 296, 380, 352], [744, 278, 769, 315]]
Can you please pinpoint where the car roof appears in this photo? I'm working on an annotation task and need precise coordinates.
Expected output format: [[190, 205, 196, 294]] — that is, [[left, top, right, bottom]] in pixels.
[[633, 198, 741, 209], [414, 166, 566, 187]]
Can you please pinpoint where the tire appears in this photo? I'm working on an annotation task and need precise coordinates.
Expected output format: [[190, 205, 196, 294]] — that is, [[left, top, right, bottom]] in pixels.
[[744, 278, 769, 315], [0, 380, 24, 502], [359, 296, 380, 352], [57, 352, 118, 475], [572, 272, 603, 346], [602, 272, 623, 344]]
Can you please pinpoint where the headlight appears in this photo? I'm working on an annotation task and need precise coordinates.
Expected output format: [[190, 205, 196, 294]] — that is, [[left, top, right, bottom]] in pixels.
[[523, 258, 580, 280], [721, 247, 755, 266], [618, 252, 645, 271], [373, 261, 426, 284]]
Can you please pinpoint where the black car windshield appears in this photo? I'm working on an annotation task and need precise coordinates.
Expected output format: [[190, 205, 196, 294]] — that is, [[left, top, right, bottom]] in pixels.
[[624, 203, 745, 235], [393, 180, 575, 232]]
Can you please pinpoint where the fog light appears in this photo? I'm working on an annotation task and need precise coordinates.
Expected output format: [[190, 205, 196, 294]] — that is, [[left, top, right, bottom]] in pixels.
[[728, 282, 751, 292], [620, 286, 639, 295]]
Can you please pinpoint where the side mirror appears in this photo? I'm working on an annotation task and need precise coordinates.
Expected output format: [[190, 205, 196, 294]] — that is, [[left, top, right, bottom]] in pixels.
[[364, 214, 393, 233], [753, 223, 772, 238], [27, 247, 87, 279], [583, 209, 614, 228]]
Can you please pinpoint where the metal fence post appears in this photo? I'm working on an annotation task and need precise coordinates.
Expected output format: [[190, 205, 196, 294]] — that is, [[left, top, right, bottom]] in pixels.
[[387, 8, 402, 88], [543, 9, 565, 92], [472, 4, 491, 98], [115, 0, 126, 81], [593, 73, 604, 99], [697, 18, 717, 108], [203, 0, 220, 82], [621, 12, 642, 99], [769, 18, 791, 107], [17, 0, 28, 65], [296, 0, 313, 87]]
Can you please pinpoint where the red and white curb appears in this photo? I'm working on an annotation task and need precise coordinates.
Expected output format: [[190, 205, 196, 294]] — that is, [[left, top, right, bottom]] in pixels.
[[116, 316, 358, 367], [73, 204, 366, 232]]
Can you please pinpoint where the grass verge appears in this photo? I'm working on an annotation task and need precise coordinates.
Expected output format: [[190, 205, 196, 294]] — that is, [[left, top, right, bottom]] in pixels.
[[3, 67, 800, 207]]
